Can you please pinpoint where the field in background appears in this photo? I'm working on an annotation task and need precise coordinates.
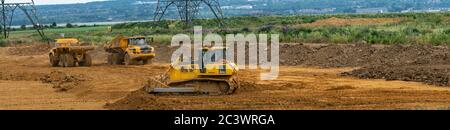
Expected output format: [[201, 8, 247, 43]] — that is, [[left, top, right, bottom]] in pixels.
[[5, 26, 174, 46], [4, 12, 450, 46]]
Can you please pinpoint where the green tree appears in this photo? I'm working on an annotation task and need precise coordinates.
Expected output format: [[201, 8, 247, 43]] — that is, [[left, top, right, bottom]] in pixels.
[[51, 22, 57, 28], [20, 25, 26, 30], [66, 23, 73, 28]]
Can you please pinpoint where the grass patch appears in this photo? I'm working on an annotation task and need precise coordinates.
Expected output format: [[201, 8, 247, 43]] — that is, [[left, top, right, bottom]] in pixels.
[[5, 12, 450, 45]]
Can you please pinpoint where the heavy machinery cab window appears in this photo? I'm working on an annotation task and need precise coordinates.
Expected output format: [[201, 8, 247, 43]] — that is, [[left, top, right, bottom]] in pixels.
[[198, 48, 227, 69], [129, 38, 148, 46], [207, 49, 226, 63]]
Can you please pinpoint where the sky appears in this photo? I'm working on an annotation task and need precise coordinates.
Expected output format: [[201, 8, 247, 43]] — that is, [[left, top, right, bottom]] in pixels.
[[6, 0, 107, 5]]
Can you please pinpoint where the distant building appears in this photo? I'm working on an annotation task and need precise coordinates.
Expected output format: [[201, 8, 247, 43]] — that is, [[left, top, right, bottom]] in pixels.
[[235, 5, 253, 10], [297, 8, 336, 14], [221, 6, 233, 9], [356, 8, 387, 14], [221, 5, 253, 10], [401, 8, 413, 13], [402, 8, 450, 13]]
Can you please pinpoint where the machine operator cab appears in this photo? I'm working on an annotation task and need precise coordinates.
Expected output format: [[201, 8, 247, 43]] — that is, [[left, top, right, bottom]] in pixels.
[[129, 37, 148, 46], [173, 46, 238, 75], [126, 37, 155, 54]]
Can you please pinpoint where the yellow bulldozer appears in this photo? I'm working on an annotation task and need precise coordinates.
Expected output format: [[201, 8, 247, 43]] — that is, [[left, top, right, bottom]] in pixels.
[[145, 46, 240, 95], [49, 38, 94, 67], [105, 35, 156, 65]]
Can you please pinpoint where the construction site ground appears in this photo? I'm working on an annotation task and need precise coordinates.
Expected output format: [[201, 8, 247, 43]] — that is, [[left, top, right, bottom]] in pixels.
[[1, 43, 450, 110]]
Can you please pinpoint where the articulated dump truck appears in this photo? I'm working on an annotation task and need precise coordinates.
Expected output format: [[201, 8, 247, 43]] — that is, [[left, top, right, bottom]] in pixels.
[[49, 38, 94, 67], [105, 35, 156, 65]]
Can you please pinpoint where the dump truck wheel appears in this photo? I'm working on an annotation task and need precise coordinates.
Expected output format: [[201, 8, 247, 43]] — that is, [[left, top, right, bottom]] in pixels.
[[80, 54, 92, 66], [124, 54, 134, 65], [49, 54, 59, 67], [108, 53, 117, 65], [59, 54, 66, 67], [142, 59, 152, 65], [107, 55, 113, 65], [62, 54, 75, 67], [110, 53, 122, 65]]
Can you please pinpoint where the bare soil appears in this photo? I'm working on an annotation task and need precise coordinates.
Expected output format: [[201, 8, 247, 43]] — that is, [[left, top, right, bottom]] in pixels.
[[0, 45, 168, 110], [299, 17, 402, 27], [280, 44, 450, 67], [342, 65, 450, 87], [106, 67, 450, 110], [1, 43, 450, 110], [40, 71, 90, 92]]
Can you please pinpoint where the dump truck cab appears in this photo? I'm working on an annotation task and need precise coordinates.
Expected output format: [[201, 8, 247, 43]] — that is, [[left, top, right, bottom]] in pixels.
[[105, 35, 156, 65], [125, 36, 156, 61]]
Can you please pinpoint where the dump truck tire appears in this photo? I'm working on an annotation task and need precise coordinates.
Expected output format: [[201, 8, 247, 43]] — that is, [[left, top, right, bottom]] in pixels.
[[49, 54, 59, 67], [62, 54, 75, 67], [110, 53, 122, 65], [107, 55, 113, 65], [142, 59, 152, 65], [124, 54, 135, 65], [59, 54, 66, 67], [80, 54, 92, 66]]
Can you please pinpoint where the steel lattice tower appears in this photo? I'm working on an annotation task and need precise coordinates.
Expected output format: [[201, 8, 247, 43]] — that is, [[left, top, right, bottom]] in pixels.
[[154, 0, 224, 26], [0, 0, 46, 40]]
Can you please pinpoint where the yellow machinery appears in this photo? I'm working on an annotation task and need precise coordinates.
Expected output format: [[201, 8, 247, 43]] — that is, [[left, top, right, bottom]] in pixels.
[[145, 47, 240, 95], [105, 35, 156, 65], [49, 38, 94, 67]]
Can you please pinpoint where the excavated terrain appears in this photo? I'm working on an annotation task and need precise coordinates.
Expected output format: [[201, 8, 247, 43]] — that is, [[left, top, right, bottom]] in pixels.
[[1, 43, 450, 110], [299, 17, 402, 27]]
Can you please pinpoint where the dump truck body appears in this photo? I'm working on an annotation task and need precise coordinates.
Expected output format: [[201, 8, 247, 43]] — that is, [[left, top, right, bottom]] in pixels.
[[49, 38, 94, 67]]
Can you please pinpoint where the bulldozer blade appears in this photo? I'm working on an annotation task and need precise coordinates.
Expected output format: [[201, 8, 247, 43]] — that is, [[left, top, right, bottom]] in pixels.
[[151, 87, 197, 93]]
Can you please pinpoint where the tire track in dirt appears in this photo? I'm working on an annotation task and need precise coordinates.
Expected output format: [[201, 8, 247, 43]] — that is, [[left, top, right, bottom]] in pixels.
[[0, 46, 168, 109], [0, 80, 104, 110], [107, 66, 450, 110], [3, 44, 450, 110]]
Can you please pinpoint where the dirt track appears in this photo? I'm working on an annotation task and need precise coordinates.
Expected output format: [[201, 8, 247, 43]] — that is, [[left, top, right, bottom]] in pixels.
[[0, 46, 168, 110], [1, 44, 450, 110], [298, 17, 402, 27]]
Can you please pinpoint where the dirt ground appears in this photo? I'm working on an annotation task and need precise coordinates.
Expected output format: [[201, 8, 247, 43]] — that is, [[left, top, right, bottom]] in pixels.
[[1, 44, 450, 110], [298, 17, 402, 27], [0, 45, 168, 110]]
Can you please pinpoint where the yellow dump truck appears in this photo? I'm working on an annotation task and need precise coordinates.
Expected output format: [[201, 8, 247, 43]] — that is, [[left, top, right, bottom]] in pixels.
[[49, 38, 94, 67], [105, 35, 156, 65]]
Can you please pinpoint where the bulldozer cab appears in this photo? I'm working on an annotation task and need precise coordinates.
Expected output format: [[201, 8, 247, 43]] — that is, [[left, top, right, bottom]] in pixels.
[[175, 47, 227, 66], [150, 46, 239, 95], [55, 38, 79, 47], [196, 47, 228, 73], [200, 47, 226, 62]]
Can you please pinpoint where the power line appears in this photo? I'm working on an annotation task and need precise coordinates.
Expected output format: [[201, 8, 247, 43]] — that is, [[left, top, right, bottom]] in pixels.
[[0, 0, 47, 41], [154, 0, 225, 27]]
